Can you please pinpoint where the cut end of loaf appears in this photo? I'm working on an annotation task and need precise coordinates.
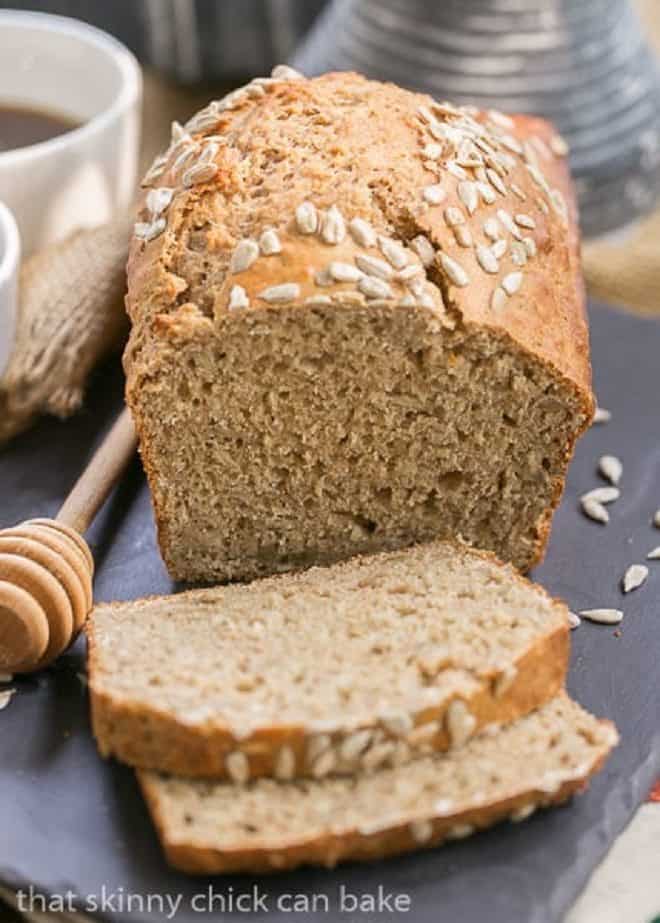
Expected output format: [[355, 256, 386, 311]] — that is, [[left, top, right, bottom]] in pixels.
[[138, 694, 618, 875], [87, 540, 569, 780]]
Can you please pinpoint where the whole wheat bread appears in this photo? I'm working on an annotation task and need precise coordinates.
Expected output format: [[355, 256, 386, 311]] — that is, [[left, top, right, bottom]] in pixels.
[[138, 693, 617, 874], [87, 540, 568, 780], [125, 69, 593, 583]]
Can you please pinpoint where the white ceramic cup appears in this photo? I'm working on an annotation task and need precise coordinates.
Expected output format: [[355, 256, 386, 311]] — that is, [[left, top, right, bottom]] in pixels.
[[0, 202, 20, 377], [0, 11, 142, 376]]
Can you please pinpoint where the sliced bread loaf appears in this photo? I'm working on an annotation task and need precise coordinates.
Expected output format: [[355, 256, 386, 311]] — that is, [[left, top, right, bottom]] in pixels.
[[87, 540, 569, 780], [138, 693, 617, 874]]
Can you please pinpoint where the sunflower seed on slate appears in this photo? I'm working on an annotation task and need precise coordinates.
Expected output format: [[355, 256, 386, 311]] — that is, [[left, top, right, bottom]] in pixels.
[[599, 455, 623, 486], [321, 205, 346, 244], [228, 285, 249, 311], [491, 287, 507, 311], [593, 407, 612, 424], [259, 228, 282, 255], [476, 244, 499, 274], [581, 497, 610, 524], [581, 487, 619, 505], [258, 283, 300, 303], [458, 181, 479, 215], [623, 564, 648, 593], [411, 235, 435, 266], [423, 184, 446, 205], [146, 187, 174, 216], [296, 201, 318, 235], [379, 237, 408, 269], [647, 546, 660, 560], [328, 261, 363, 283], [358, 276, 392, 300], [440, 253, 470, 287], [349, 217, 377, 248], [491, 238, 507, 260], [580, 608, 624, 625], [230, 238, 259, 274], [568, 612, 581, 630], [501, 272, 523, 295]]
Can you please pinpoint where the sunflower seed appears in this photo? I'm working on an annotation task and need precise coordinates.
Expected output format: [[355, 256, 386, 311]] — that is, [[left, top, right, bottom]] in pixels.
[[580, 608, 624, 625], [230, 238, 259, 273], [476, 244, 499, 274], [311, 748, 337, 778], [623, 564, 648, 593], [527, 163, 550, 191], [523, 236, 537, 258], [199, 141, 219, 164], [551, 134, 569, 157], [359, 276, 393, 299], [497, 209, 523, 240], [491, 238, 507, 260], [647, 546, 660, 560], [444, 207, 465, 227], [487, 109, 515, 129], [538, 198, 550, 215], [515, 213, 536, 230], [458, 181, 479, 215], [593, 406, 612, 424], [411, 235, 435, 266], [654, 510, 660, 528], [245, 83, 266, 99], [258, 283, 300, 303], [510, 242, 527, 266], [172, 146, 196, 175], [523, 140, 539, 166], [422, 142, 443, 160], [186, 110, 220, 134], [273, 746, 296, 780], [410, 819, 434, 844], [483, 218, 501, 240], [379, 237, 408, 269], [141, 154, 168, 187], [440, 253, 470, 287], [307, 734, 331, 765], [476, 182, 497, 205], [487, 169, 507, 195], [581, 487, 619, 505], [510, 804, 536, 823], [326, 261, 362, 283], [225, 750, 249, 783], [340, 730, 373, 763], [417, 105, 436, 125], [228, 285, 249, 311], [397, 264, 423, 282], [491, 287, 508, 311], [446, 824, 475, 840], [171, 120, 187, 143], [381, 713, 414, 737], [356, 254, 393, 280], [454, 226, 473, 248], [549, 188, 568, 223], [259, 228, 282, 256], [134, 218, 166, 242], [361, 741, 395, 771], [314, 268, 333, 287], [271, 64, 304, 80], [568, 612, 581, 630], [348, 217, 377, 248], [296, 201, 318, 235], [304, 295, 332, 307], [501, 272, 523, 295], [599, 455, 623, 486], [581, 497, 610, 524], [446, 699, 476, 747], [423, 184, 446, 205], [446, 161, 468, 180], [319, 205, 346, 244], [0, 688, 15, 710], [511, 183, 527, 201], [500, 134, 524, 156], [182, 163, 218, 187], [146, 187, 174, 216]]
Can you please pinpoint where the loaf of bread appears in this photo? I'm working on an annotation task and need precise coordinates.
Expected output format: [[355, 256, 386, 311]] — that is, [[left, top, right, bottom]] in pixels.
[[87, 540, 568, 779], [138, 694, 617, 874], [126, 67, 593, 582]]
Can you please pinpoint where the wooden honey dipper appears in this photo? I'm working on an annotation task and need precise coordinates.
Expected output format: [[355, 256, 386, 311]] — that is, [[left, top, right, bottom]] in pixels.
[[0, 407, 137, 674]]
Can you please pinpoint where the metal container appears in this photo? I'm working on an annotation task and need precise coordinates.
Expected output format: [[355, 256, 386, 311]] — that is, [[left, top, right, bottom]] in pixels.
[[293, 0, 660, 237]]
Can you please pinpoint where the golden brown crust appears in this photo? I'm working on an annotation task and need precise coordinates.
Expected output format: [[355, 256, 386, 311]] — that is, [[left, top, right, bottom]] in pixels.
[[124, 70, 593, 578], [86, 539, 569, 779]]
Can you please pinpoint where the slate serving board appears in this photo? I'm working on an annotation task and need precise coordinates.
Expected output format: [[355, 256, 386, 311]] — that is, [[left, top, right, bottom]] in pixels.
[[1, 301, 659, 923]]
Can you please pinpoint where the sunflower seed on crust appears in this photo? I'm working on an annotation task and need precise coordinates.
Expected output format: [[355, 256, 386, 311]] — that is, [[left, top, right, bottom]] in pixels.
[[491, 287, 507, 311], [581, 497, 609, 524], [444, 207, 465, 227], [446, 699, 476, 747], [510, 242, 527, 266], [228, 285, 249, 311], [523, 236, 537, 258], [321, 205, 346, 244], [328, 261, 363, 283], [476, 245, 499, 274], [580, 608, 624, 625], [515, 214, 536, 229], [581, 487, 620, 505], [454, 226, 473, 248], [411, 235, 435, 266], [230, 238, 259, 274], [295, 201, 318, 235], [146, 187, 174, 216], [593, 407, 612, 424], [501, 272, 523, 295], [182, 162, 218, 187], [497, 209, 523, 240], [491, 238, 507, 260], [381, 713, 414, 737], [355, 253, 393, 280], [487, 109, 515, 129], [271, 64, 304, 80], [225, 750, 249, 783], [623, 564, 648, 593], [458, 181, 479, 215], [440, 253, 470, 287], [486, 169, 507, 195], [599, 455, 623, 486], [258, 283, 300, 303], [483, 218, 501, 240], [511, 183, 527, 201], [423, 184, 446, 205], [476, 182, 497, 205], [348, 217, 377, 248], [134, 218, 166, 242], [379, 237, 408, 269]]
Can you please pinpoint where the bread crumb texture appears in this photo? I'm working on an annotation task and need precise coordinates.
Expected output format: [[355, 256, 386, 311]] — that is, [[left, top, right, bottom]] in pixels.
[[125, 68, 594, 582]]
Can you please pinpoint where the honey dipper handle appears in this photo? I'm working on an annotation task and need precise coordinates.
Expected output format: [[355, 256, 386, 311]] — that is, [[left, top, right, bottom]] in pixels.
[[56, 407, 138, 535]]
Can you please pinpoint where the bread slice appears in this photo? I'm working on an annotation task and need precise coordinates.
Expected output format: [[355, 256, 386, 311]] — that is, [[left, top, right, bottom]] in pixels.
[[125, 71, 593, 583], [138, 693, 617, 874], [87, 540, 568, 780]]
